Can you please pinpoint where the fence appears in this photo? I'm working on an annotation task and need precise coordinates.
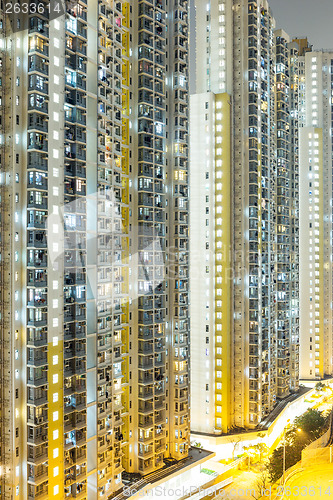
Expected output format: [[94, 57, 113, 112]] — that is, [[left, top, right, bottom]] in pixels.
[[301, 446, 333, 466]]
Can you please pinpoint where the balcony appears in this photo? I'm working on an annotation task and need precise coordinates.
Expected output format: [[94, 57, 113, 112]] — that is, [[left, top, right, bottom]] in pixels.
[[28, 97, 48, 115], [29, 20, 49, 37], [65, 272, 86, 286], [27, 214, 47, 230], [28, 153, 48, 171], [139, 374, 154, 386], [27, 409, 48, 427], [28, 445, 48, 465], [27, 387, 48, 406], [27, 315, 47, 328], [66, 54, 87, 74], [28, 34, 49, 55], [28, 488, 48, 500], [28, 271, 47, 288], [28, 468, 48, 486], [28, 231, 47, 248], [28, 174, 48, 191], [28, 133, 48, 152], [138, 402, 154, 415], [27, 255, 47, 268], [27, 332, 47, 347], [28, 114, 48, 133], [27, 373, 48, 387], [27, 352, 48, 368]]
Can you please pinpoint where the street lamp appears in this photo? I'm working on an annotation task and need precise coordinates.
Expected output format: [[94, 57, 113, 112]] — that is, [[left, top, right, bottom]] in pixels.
[[282, 421, 302, 483], [282, 419, 289, 484]]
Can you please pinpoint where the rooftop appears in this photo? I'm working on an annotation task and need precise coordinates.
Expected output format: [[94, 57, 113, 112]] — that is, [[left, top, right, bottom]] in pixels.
[[109, 447, 214, 500]]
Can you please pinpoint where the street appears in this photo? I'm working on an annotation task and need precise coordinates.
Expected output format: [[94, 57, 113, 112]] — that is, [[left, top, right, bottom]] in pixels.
[[210, 469, 260, 500], [282, 464, 333, 499]]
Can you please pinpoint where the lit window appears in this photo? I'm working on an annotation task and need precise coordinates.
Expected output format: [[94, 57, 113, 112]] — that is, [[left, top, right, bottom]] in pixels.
[[53, 411, 58, 421]]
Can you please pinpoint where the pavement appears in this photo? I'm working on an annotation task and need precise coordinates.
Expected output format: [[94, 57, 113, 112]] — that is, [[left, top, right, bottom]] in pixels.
[[258, 387, 312, 430], [202, 468, 263, 500], [281, 463, 333, 499]]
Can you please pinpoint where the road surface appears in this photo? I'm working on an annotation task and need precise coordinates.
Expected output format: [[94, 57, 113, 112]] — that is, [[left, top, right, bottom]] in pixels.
[[282, 464, 333, 499]]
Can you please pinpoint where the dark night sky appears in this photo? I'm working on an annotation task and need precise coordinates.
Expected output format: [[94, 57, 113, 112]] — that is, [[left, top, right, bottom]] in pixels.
[[269, 0, 333, 50], [189, 0, 333, 94]]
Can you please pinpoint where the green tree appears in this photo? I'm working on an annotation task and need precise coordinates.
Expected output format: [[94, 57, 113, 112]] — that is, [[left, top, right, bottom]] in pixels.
[[315, 381, 326, 392], [255, 442, 268, 462], [267, 443, 301, 483], [243, 442, 268, 464], [251, 470, 270, 499], [267, 408, 326, 483], [227, 436, 241, 460], [191, 441, 203, 449], [293, 408, 326, 441]]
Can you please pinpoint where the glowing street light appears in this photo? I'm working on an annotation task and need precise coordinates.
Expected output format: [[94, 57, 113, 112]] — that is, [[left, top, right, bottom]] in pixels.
[[283, 420, 302, 483]]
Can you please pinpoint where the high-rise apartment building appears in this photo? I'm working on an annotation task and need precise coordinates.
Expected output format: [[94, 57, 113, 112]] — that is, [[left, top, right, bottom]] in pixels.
[[292, 37, 312, 128], [190, 0, 299, 434], [130, 0, 190, 472], [299, 50, 333, 380], [275, 31, 300, 398], [0, 0, 190, 498]]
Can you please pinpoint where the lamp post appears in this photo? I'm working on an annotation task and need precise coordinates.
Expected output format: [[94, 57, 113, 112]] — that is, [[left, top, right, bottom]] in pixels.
[[282, 420, 302, 484], [282, 421, 289, 485]]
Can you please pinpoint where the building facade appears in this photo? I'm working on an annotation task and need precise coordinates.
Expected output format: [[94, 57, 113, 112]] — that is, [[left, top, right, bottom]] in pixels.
[[190, 0, 300, 434], [292, 37, 312, 129], [275, 30, 300, 399], [299, 50, 333, 380], [0, 0, 190, 498]]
